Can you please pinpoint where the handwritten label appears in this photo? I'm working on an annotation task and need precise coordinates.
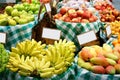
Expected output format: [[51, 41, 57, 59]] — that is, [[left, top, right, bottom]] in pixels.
[[0, 33, 6, 43], [77, 30, 97, 45], [106, 25, 111, 37], [45, 3, 51, 12], [42, 28, 61, 40]]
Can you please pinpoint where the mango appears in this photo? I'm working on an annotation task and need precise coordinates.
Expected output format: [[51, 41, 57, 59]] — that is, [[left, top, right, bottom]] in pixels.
[[91, 66, 105, 74], [114, 64, 120, 73], [81, 62, 92, 70], [106, 58, 117, 65], [78, 58, 85, 66], [103, 44, 112, 52], [104, 53, 119, 61], [90, 57, 109, 67], [105, 66, 116, 74]]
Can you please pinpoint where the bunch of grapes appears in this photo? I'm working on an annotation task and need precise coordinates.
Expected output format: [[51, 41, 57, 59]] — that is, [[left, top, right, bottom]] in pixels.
[[0, 44, 9, 73]]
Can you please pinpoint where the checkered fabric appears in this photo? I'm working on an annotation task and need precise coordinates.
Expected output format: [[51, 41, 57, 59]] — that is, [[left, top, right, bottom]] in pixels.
[[0, 21, 36, 50], [55, 19, 104, 51], [1, 63, 76, 80]]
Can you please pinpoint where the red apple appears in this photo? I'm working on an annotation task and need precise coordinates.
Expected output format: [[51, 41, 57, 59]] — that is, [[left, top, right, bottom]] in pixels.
[[64, 17, 71, 22], [82, 10, 92, 19], [71, 18, 79, 23], [112, 9, 119, 17], [81, 19, 89, 23], [94, 5, 101, 10], [77, 10, 84, 17], [60, 7, 68, 15], [53, 13, 62, 19], [68, 12, 78, 19]]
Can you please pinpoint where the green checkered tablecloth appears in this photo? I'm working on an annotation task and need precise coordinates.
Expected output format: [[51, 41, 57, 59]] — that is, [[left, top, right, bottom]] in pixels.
[[0, 21, 36, 50], [1, 63, 76, 80], [55, 19, 103, 51]]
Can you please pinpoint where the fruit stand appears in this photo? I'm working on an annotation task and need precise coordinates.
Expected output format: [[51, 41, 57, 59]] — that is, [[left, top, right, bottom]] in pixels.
[[1, 0, 120, 80]]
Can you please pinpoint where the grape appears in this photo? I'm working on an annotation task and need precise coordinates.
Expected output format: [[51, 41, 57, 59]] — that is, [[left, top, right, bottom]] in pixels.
[[0, 44, 9, 73]]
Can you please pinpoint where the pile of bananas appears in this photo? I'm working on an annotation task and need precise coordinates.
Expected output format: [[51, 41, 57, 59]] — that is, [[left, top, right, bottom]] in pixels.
[[110, 21, 120, 35], [0, 44, 9, 73], [7, 39, 76, 78]]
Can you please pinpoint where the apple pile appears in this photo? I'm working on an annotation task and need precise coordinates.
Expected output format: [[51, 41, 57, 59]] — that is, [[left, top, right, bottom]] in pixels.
[[54, 8, 98, 23], [100, 9, 120, 22], [78, 44, 120, 74]]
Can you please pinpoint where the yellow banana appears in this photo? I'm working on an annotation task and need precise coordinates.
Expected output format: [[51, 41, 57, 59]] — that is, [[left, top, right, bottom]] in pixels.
[[54, 68, 63, 74], [66, 56, 73, 62], [55, 61, 65, 69], [19, 63, 33, 72], [31, 50, 41, 56], [46, 49, 52, 61], [40, 71, 53, 78], [39, 58, 46, 68], [41, 67, 55, 72], [20, 55, 25, 63], [11, 47, 20, 54], [9, 67, 18, 72], [42, 61, 50, 69], [18, 70, 30, 76]]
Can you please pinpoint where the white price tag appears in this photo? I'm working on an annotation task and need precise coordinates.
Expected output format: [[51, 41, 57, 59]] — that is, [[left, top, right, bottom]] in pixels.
[[77, 30, 97, 45], [42, 28, 61, 40], [6, 0, 15, 3], [45, 3, 51, 12], [106, 26, 111, 37], [0, 33, 6, 43]]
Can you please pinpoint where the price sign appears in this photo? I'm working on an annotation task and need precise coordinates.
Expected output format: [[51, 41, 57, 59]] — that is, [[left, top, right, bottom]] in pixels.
[[77, 30, 97, 45], [45, 3, 51, 12], [0, 33, 6, 43], [6, 0, 15, 3], [106, 25, 112, 37], [42, 28, 61, 40]]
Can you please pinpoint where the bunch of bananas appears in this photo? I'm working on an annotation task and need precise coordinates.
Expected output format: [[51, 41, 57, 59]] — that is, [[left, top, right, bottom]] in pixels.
[[7, 39, 76, 78], [0, 44, 9, 73], [110, 21, 120, 35], [46, 39, 76, 75]]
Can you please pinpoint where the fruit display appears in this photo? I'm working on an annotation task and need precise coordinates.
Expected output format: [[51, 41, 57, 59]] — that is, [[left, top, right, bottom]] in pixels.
[[94, 1, 120, 22], [77, 44, 120, 74], [110, 21, 120, 35], [54, 8, 98, 23], [7, 39, 76, 78], [0, 44, 9, 73]]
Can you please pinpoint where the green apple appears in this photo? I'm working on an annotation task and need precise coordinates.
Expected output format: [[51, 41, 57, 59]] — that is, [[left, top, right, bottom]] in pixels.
[[0, 19, 8, 26], [28, 10, 33, 14], [0, 14, 8, 19], [13, 4, 19, 9], [5, 6, 13, 15], [11, 9, 19, 17], [8, 19, 16, 26], [34, 10, 39, 14], [13, 16, 19, 23], [17, 4, 24, 11], [18, 18, 28, 24]]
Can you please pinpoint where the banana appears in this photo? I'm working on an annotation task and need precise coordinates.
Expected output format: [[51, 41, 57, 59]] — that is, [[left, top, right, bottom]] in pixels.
[[11, 47, 20, 54], [65, 61, 71, 67], [39, 58, 46, 68], [20, 55, 25, 63], [19, 63, 33, 72], [31, 50, 41, 56], [40, 71, 53, 78], [54, 68, 63, 74], [26, 57, 35, 70], [62, 39, 67, 45], [42, 61, 50, 69], [18, 70, 30, 76], [16, 43, 24, 54], [64, 49, 71, 58], [58, 39, 62, 45], [65, 56, 74, 62], [55, 57, 64, 65], [9, 67, 18, 72], [51, 47, 56, 63], [55, 61, 65, 69], [41, 67, 55, 72]]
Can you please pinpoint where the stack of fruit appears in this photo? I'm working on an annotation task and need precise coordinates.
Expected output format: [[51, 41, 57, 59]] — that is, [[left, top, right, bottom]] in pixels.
[[0, 44, 9, 73], [54, 8, 98, 23], [110, 21, 120, 35], [94, 1, 120, 22], [112, 34, 120, 46], [78, 44, 120, 74], [7, 39, 76, 78]]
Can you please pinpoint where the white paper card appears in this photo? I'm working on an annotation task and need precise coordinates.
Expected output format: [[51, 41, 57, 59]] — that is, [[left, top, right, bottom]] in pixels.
[[42, 28, 61, 40], [6, 0, 15, 3], [45, 3, 51, 12], [106, 26, 111, 37], [0, 33, 6, 43], [77, 30, 97, 45]]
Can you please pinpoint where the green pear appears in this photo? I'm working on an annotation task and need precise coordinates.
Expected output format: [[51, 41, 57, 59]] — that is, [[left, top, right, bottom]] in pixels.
[[18, 18, 28, 24], [11, 9, 19, 17], [13, 16, 19, 23], [5, 6, 13, 15]]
